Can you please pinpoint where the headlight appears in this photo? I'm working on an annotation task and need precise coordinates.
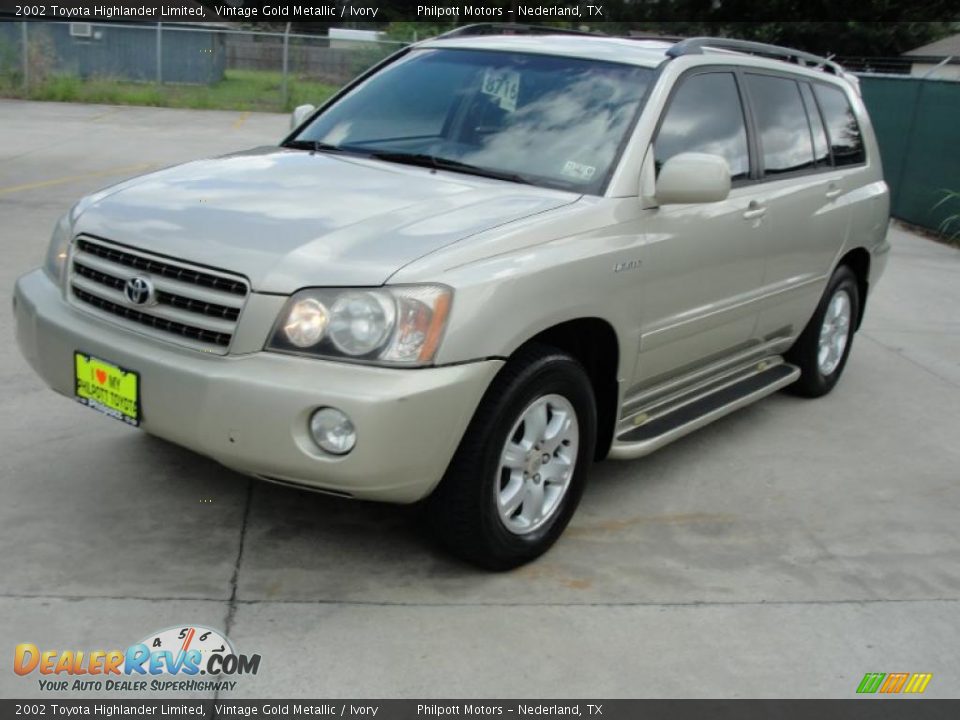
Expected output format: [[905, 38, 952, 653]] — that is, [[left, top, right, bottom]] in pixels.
[[267, 285, 452, 366], [43, 213, 72, 284], [283, 298, 329, 348], [328, 291, 395, 356]]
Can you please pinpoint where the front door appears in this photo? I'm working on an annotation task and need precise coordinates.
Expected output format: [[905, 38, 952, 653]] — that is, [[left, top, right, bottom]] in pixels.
[[632, 69, 769, 390]]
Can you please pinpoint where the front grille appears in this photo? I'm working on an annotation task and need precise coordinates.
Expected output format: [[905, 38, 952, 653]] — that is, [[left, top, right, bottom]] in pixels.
[[69, 236, 249, 354], [76, 238, 247, 295], [72, 287, 232, 347]]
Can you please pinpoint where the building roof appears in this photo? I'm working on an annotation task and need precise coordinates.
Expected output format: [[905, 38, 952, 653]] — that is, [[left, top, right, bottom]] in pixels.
[[903, 34, 960, 58]]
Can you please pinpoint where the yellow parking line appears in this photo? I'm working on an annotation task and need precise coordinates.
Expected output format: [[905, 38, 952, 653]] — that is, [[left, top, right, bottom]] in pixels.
[[232, 111, 251, 129], [90, 107, 124, 122], [0, 163, 155, 196]]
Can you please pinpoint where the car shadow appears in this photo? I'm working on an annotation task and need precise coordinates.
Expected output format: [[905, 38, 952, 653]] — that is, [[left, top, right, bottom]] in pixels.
[[126, 391, 808, 603]]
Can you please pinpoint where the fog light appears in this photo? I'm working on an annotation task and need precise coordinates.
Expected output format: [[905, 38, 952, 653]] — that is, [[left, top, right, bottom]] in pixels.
[[309, 407, 356, 455]]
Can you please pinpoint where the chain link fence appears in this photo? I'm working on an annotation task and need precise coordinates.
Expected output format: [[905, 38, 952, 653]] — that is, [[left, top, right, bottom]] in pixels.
[[0, 21, 406, 111]]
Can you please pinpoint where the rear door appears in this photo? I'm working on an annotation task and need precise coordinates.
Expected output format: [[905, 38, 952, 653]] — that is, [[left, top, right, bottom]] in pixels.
[[744, 73, 858, 341]]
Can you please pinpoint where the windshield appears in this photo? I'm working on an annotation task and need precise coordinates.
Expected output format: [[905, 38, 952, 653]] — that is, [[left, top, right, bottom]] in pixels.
[[289, 48, 654, 194]]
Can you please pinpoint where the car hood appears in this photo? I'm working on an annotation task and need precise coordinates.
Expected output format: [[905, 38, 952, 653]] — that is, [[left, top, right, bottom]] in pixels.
[[73, 147, 580, 292]]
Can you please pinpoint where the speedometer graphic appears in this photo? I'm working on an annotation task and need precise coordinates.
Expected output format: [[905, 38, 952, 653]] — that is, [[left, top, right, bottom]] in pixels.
[[137, 625, 234, 675]]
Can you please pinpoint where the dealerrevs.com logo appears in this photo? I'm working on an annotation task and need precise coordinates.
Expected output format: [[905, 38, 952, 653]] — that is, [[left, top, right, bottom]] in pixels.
[[14, 625, 261, 693]]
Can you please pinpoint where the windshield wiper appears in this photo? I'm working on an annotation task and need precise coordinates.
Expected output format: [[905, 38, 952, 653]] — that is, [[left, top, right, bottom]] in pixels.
[[282, 139, 349, 155], [284, 144, 533, 185], [366, 151, 532, 185]]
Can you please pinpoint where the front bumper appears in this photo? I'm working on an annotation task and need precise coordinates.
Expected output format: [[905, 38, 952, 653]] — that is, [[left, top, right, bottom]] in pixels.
[[14, 270, 501, 502]]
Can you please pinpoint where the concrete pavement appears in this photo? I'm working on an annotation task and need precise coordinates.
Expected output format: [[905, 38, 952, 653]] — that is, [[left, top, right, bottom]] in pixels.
[[0, 100, 958, 699]]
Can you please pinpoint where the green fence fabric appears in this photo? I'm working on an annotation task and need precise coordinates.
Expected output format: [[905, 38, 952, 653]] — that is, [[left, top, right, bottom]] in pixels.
[[860, 76, 960, 235]]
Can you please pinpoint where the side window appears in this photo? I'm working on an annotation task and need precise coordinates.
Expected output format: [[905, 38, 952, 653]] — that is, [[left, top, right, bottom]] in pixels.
[[654, 72, 750, 181], [813, 84, 866, 166], [745, 74, 816, 176], [799, 82, 831, 167]]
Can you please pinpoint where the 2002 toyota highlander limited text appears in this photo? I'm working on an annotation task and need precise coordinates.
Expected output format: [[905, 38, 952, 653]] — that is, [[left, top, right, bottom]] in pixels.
[[14, 29, 890, 568]]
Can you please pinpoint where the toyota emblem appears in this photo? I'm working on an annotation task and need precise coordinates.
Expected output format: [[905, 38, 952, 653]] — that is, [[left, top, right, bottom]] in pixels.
[[124, 276, 155, 306]]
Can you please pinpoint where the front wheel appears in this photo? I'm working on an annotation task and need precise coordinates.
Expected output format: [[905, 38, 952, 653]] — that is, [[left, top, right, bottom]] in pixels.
[[426, 344, 597, 570], [786, 265, 861, 398]]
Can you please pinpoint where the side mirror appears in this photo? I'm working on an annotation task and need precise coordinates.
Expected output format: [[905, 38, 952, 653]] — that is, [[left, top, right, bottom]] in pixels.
[[655, 153, 731, 205], [290, 104, 316, 131]]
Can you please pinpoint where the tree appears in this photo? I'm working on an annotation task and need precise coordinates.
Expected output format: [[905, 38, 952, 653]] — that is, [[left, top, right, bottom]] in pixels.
[[591, 1, 958, 55]]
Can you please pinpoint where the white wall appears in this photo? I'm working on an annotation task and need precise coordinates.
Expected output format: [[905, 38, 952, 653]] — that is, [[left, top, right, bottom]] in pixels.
[[910, 62, 960, 80]]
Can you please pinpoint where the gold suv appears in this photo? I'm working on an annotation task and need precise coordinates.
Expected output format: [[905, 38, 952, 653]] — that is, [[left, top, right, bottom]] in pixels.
[[14, 30, 890, 568]]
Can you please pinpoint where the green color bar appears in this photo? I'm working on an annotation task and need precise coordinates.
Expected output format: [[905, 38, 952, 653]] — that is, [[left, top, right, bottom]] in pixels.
[[857, 673, 886, 694]]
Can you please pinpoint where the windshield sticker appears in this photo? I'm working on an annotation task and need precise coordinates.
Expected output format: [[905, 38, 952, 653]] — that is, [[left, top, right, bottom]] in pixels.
[[561, 161, 597, 181], [481, 68, 521, 112]]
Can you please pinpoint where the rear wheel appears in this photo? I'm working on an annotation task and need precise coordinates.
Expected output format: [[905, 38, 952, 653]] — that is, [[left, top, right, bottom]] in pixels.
[[426, 344, 597, 570], [786, 265, 860, 398]]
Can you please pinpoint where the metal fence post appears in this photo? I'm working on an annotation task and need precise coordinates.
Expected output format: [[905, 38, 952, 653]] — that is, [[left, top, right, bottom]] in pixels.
[[922, 56, 954, 79], [894, 78, 927, 215], [156, 22, 163, 84], [282, 22, 291, 110], [21, 22, 28, 90]]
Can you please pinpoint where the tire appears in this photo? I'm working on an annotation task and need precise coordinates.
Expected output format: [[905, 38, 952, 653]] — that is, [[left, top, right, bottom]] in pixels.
[[426, 343, 597, 570], [786, 265, 861, 398]]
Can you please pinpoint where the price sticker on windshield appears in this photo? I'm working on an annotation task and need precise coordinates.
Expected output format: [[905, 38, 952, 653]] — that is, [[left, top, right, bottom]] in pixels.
[[481, 68, 521, 112]]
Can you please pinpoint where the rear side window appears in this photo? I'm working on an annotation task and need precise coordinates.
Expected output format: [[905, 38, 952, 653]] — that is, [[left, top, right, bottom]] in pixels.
[[745, 74, 815, 176], [654, 72, 750, 181], [799, 83, 831, 167], [813, 84, 866, 166]]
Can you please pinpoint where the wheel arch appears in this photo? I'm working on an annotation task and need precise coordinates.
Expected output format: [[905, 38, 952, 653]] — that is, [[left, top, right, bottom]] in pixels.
[[515, 317, 620, 461], [837, 247, 871, 330]]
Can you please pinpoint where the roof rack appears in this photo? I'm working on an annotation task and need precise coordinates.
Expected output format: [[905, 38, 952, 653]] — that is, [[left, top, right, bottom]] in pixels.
[[436, 23, 601, 40], [666, 37, 843, 75], [624, 33, 686, 44]]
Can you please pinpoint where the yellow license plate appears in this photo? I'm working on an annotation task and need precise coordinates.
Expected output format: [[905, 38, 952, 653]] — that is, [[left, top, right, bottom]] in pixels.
[[74, 353, 140, 427]]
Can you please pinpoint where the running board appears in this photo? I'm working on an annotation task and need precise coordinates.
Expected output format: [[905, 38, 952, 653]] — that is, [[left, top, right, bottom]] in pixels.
[[609, 362, 800, 460]]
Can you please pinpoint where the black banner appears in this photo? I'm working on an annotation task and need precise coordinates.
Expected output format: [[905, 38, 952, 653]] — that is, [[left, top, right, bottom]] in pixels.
[[2, 700, 960, 719], [0, 0, 956, 23]]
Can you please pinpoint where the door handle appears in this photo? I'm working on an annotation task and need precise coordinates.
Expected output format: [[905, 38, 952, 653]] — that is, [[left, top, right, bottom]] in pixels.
[[742, 202, 767, 220], [825, 185, 843, 200]]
